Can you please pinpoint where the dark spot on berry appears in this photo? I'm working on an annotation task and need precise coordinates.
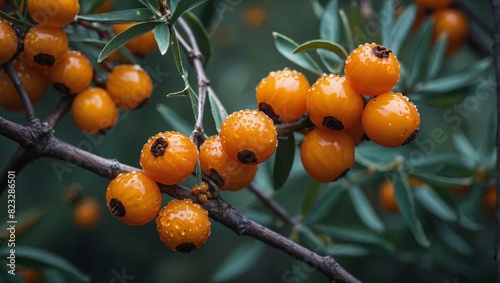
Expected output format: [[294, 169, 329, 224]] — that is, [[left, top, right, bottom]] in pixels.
[[134, 97, 149, 110], [371, 45, 392, 59], [34, 53, 55, 66], [109, 198, 125, 217], [237, 150, 257, 164], [402, 129, 419, 145], [151, 137, 168, 157], [209, 168, 225, 187], [332, 168, 350, 182], [322, 116, 344, 130], [258, 102, 281, 124], [54, 83, 70, 95], [176, 242, 197, 253]]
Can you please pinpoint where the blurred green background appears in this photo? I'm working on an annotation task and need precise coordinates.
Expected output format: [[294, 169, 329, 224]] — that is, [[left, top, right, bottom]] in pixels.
[[0, 0, 497, 282]]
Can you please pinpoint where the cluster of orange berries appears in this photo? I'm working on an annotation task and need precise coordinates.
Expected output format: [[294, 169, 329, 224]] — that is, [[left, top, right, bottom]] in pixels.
[[256, 43, 420, 182], [413, 0, 469, 55], [0, 0, 155, 134]]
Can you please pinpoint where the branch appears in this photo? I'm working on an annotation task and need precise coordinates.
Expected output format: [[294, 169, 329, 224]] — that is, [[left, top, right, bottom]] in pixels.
[[0, 114, 360, 283], [490, 0, 500, 281], [3, 62, 38, 125]]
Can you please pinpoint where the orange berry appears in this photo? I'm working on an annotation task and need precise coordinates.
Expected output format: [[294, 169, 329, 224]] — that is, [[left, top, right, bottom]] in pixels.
[[219, 110, 277, 164], [18, 267, 43, 283], [113, 23, 157, 56], [243, 5, 268, 28], [199, 135, 258, 191], [106, 171, 162, 226], [362, 92, 420, 148], [70, 87, 118, 134], [379, 180, 399, 213], [23, 26, 68, 67], [415, 0, 453, 10], [28, 0, 80, 28], [483, 186, 496, 214], [0, 56, 48, 112], [432, 8, 469, 56], [105, 64, 153, 109], [345, 117, 365, 146], [156, 199, 211, 252], [0, 22, 18, 65], [256, 69, 310, 123], [48, 50, 93, 95], [300, 128, 354, 182], [307, 74, 363, 130], [344, 43, 401, 96], [73, 197, 101, 231], [140, 131, 198, 185], [94, 0, 113, 13]]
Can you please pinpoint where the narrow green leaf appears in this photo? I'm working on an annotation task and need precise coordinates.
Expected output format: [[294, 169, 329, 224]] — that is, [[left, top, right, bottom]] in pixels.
[[425, 36, 448, 80], [301, 180, 323, 217], [77, 8, 155, 23], [207, 87, 227, 132], [273, 133, 295, 190], [392, 171, 431, 247], [156, 104, 192, 134], [183, 12, 213, 65], [0, 246, 91, 282], [320, 0, 339, 42], [407, 20, 434, 85], [139, 0, 162, 16], [407, 171, 470, 188], [293, 39, 348, 60], [348, 185, 385, 232], [339, 9, 354, 51], [170, 26, 187, 76], [306, 183, 344, 223], [153, 23, 171, 55], [327, 244, 369, 257], [298, 226, 328, 253], [459, 183, 487, 216], [312, 224, 394, 251], [82, 0, 106, 14], [0, 10, 32, 26], [390, 4, 416, 54], [380, 0, 395, 48], [414, 187, 457, 221], [212, 241, 264, 282], [452, 130, 478, 163], [170, 0, 208, 23], [273, 32, 323, 75], [405, 152, 476, 170], [310, 0, 324, 18], [414, 57, 492, 93], [436, 224, 474, 255], [317, 49, 343, 73], [170, 0, 180, 12], [98, 21, 158, 62]]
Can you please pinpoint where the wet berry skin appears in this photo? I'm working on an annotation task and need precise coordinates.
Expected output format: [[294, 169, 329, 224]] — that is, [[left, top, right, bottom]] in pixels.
[[0, 22, 18, 65], [71, 87, 118, 135], [23, 26, 68, 68], [156, 199, 211, 252], [106, 64, 153, 109]]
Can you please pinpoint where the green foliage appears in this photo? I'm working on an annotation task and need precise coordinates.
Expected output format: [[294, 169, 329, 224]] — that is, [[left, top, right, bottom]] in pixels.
[[273, 133, 295, 190]]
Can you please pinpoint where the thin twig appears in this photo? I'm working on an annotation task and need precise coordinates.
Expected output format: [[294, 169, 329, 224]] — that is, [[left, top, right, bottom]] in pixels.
[[491, 0, 500, 281], [3, 62, 38, 125], [247, 182, 299, 227], [456, 0, 494, 35]]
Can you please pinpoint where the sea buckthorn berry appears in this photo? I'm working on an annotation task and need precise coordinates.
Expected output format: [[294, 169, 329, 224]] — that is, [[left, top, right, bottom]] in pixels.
[[415, 0, 453, 10], [345, 117, 365, 146], [94, 0, 113, 13], [379, 180, 399, 213], [106, 64, 153, 109], [23, 26, 68, 67], [199, 135, 258, 191], [219, 110, 277, 164], [255, 69, 310, 123], [28, 0, 80, 28], [106, 171, 162, 226], [70, 87, 118, 134], [306, 74, 363, 131], [300, 128, 354, 183], [18, 267, 43, 283], [0, 22, 18, 65], [48, 50, 93, 95], [362, 92, 420, 148], [0, 56, 48, 112], [156, 199, 211, 253], [483, 186, 496, 214], [140, 131, 198, 185], [113, 23, 157, 56], [344, 43, 401, 96], [73, 197, 101, 231], [432, 8, 469, 56]]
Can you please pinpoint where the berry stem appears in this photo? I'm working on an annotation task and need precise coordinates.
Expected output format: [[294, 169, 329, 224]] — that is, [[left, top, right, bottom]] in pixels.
[[3, 62, 38, 125]]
